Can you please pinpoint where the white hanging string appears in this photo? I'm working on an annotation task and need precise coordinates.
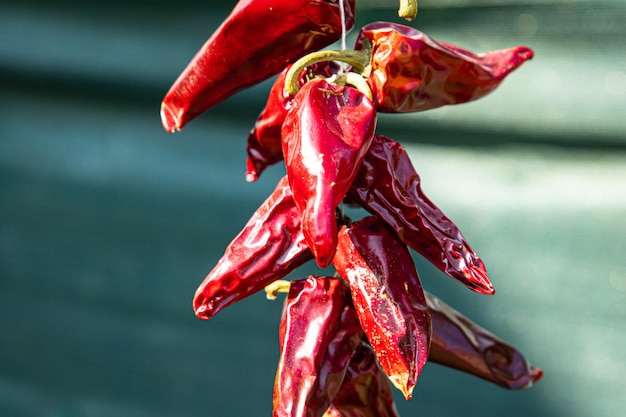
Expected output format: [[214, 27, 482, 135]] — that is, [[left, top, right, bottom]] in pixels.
[[338, 0, 348, 75], [339, 0, 347, 52]]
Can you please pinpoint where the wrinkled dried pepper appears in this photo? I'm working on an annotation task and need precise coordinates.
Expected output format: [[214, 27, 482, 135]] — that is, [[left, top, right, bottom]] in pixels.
[[193, 176, 312, 320], [274, 276, 363, 417], [160, 0, 356, 132], [332, 215, 431, 399], [426, 292, 543, 389], [354, 22, 533, 113], [345, 134, 494, 295], [282, 77, 376, 268], [327, 339, 400, 417]]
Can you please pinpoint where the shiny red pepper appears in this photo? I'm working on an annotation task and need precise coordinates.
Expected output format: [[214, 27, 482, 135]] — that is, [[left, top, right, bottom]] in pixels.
[[274, 276, 363, 417], [345, 134, 494, 295], [160, 0, 356, 132], [193, 176, 312, 320], [246, 62, 340, 182], [282, 77, 376, 268], [332, 216, 431, 399], [328, 339, 400, 417], [426, 292, 543, 389], [354, 22, 533, 113]]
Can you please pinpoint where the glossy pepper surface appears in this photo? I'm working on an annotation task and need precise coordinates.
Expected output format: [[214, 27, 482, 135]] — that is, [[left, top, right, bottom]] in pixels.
[[332, 216, 431, 399], [274, 276, 363, 417], [161, 0, 356, 132], [193, 176, 312, 320], [246, 62, 340, 182], [327, 339, 400, 417], [426, 292, 543, 389], [346, 134, 494, 295], [282, 77, 376, 268], [354, 22, 533, 113]]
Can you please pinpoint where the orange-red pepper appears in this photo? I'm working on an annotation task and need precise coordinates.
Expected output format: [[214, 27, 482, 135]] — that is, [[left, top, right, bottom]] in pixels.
[[333, 216, 431, 399], [355, 22, 533, 113]]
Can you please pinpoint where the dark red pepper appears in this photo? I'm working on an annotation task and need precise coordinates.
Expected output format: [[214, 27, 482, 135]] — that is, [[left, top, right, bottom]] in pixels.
[[345, 134, 494, 295], [246, 67, 292, 183], [426, 291, 543, 389], [193, 176, 312, 320], [328, 339, 400, 417], [354, 22, 533, 113], [282, 77, 376, 268], [274, 276, 363, 417], [246, 62, 341, 182], [160, 0, 356, 132], [332, 215, 431, 399]]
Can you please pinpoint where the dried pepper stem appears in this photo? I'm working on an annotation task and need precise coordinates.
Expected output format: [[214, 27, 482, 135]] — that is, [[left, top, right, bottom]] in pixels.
[[398, 0, 418, 21], [265, 279, 292, 300], [333, 72, 374, 102], [284, 50, 371, 96]]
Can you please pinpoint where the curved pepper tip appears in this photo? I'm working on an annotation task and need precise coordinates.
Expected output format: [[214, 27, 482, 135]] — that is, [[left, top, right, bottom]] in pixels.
[[192, 291, 211, 321], [193, 304, 210, 321], [466, 262, 495, 295], [388, 372, 414, 400], [530, 366, 544, 386], [516, 46, 535, 61], [160, 101, 182, 133], [311, 248, 335, 269], [474, 275, 495, 296]]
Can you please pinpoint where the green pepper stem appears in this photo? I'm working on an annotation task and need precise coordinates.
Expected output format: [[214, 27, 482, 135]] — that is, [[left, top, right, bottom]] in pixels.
[[333, 72, 373, 101], [399, 0, 418, 21], [284, 50, 371, 97], [264, 280, 291, 300]]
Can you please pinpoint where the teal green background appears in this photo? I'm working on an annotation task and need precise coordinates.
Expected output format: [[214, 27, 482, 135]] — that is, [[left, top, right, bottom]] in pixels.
[[1, 1, 625, 416]]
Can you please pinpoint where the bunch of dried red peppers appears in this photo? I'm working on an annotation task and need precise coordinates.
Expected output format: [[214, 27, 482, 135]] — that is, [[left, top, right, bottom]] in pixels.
[[160, 0, 543, 415]]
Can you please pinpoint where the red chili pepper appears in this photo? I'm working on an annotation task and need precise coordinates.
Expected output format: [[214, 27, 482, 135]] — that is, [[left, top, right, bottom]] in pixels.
[[282, 77, 376, 268], [160, 0, 356, 132], [332, 215, 431, 399], [354, 22, 533, 113], [274, 276, 363, 417], [246, 62, 341, 182], [193, 176, 312, 320], [426, 292, 543, 390], [345, 134, 494, 295], [328, 339, 400, 417]]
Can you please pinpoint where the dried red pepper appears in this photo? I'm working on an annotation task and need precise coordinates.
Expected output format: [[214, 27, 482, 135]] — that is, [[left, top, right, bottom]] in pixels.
[[354, 22, 533, 113], [274, 276, 363, 417], [246, 62, 340, 182], [160, 0, 356, 132], [332, 215, 431, 399], [345, 134, 494, 295], [193, 176, 312, 320], [328, 339, 400, 417], [246, 67, 292, 183], [282, 77, 376, 268], [426, 292, 543, 389]]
